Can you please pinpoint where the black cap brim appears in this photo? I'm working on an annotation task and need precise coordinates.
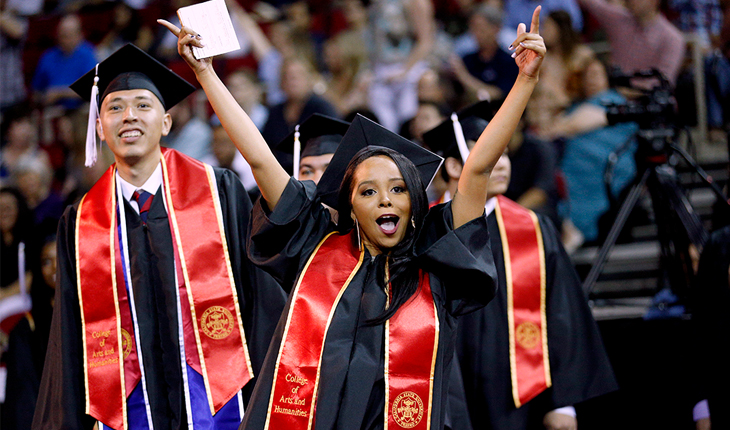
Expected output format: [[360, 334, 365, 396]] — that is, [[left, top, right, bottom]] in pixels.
[[316, 114, 443, 208], [70, 44, 195, 110], [422, 100, 494, 157], [275, 113, 350, 168]]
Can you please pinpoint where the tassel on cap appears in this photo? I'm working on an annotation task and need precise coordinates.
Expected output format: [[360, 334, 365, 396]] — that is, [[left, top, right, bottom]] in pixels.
[[273, 114, 349, 177], [451, 112, 470, 165], [85, 64, 101, 167], [293, 124, 301, 180]]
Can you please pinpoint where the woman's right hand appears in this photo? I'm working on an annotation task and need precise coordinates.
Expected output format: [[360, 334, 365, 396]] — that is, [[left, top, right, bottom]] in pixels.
[[158, 19, 212, 76]]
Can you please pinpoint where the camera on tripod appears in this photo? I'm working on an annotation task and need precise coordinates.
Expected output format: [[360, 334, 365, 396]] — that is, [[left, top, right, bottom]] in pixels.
[[603, 68, 677, 161]]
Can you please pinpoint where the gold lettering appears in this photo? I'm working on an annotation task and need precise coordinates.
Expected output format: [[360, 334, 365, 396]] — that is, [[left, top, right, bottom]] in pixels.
[[91, 330, 111, 339], [278, 395, 305, 406], [88, 357, 119, 368], [284, 373, 308, 386], [273, 405, 308, 417]]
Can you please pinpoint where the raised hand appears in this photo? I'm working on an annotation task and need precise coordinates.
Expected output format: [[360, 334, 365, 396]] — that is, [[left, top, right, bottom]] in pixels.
[[509, 6, 545, 80], [157, 19, 212, 76]]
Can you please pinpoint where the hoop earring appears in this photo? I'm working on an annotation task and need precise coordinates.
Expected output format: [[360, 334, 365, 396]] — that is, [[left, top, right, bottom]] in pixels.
[[411, 216, 416, 228], [355, 218, 362, 249]]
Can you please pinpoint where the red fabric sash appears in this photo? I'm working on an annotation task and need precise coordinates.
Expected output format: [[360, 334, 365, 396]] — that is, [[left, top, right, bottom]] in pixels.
[[76, 149, 251, 428], [160, 148, 253, 414], [494, 195, 551, 408], [385, 271, 438, 430], [264, 230, 439, 430]]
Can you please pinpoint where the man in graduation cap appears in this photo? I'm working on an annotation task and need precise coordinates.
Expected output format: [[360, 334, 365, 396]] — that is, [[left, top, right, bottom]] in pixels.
[[32, 44, 286, 429], [422, 102, 617, 430], [274, 113, 349, 185]]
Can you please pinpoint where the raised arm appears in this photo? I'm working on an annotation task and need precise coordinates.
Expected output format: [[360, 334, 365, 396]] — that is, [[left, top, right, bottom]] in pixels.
[[158, 19, 290, 210], [451, 6, 545, 228]]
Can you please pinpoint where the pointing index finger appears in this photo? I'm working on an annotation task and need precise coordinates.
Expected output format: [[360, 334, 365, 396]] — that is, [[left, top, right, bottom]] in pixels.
[[529, 5, 541, 34], [157, 19, 181, 37]]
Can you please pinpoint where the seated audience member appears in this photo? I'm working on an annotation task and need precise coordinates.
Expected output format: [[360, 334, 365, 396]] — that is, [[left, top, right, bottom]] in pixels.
[[211, 124, 257, 195], [0, 187, 33, 302], [261, 56, 339, 148], [578, 0, 686, 86], [321, 32, 371, 117], [12, 157, 64, 236], [705, 15, 730, 138], [503, 123, 561, 231], [31, 14, 97, 109], [0, 235, 57, 429], [1, 108, 50, 186], [218, 69, 269, 131], [540, 59, 638, 243], [417, 67, 453, 106], [500, 0, 584, 48], [0, 4, 28, 112], [423, 103, 617, 430], [450, 4, 519, 102], [95, 2, 153, 60], [401, 100, 450, 144], [225, 1, 289, 106], [162, 97, 214, 163], [539, 10, 595, 110], [367, 0, 436, 132]]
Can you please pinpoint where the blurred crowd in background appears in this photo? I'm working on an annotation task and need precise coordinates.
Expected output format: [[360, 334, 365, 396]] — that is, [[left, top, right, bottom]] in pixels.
[[1, 0, 729, 426]]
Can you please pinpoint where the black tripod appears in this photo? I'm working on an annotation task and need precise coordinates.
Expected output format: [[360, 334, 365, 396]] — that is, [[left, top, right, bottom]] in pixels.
[[582, 126, 730, 298]]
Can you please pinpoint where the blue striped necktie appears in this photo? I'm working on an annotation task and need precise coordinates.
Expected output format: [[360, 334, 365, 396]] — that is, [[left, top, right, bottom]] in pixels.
[[131, 190, 153, 223]]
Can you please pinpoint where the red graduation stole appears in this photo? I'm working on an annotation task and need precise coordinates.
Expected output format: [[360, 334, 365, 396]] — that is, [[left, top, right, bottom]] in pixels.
[[494, 195, 551, 408], [264, 230, 439, 430], [76, 148, 252, 429]]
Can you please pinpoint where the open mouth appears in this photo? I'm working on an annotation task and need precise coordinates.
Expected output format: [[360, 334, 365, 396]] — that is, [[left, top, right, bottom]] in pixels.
[[376, 215, 400, 235]]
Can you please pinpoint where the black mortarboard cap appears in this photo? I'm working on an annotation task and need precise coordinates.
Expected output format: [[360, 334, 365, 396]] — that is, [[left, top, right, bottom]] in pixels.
[[275, 114, 350, 176], [70, 43, 195, 110], [316, 114, 443, 208], [422, 100, 493, 161], [70, 44, 196, 167]]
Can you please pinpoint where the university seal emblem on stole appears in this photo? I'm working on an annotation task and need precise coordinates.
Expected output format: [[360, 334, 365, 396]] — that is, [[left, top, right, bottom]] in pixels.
[[201, 306, 235, 340], [121, 328, 132, 359], [392, 391, 424, 428], [515, 321, 540, 349]]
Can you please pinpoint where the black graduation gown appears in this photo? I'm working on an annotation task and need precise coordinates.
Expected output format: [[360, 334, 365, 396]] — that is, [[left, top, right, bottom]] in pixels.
[[32, 168, 287, 429], [455, 212, 617, 430], [240, 179, 497, 430], [692, 226, 730, 427]]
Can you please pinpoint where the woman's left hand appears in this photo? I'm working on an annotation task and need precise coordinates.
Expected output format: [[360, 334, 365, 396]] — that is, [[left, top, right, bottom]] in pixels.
[[510, 6, 546, 80]]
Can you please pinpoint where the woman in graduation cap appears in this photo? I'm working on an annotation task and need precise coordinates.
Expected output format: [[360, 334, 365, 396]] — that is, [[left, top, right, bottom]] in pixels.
[[161, 6, 544, 429]]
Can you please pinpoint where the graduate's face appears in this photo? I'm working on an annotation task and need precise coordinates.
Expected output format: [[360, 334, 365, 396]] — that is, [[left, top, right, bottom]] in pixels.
[[41, 240, 57, 288], [299, 153, 333, 184], [98, 89, 171, 167], [350, 156, 412, 255], [487, 152, 511, 199]]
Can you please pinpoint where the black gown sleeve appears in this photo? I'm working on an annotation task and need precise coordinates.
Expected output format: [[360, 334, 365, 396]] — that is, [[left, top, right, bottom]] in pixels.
[[416, 202, 497, 316], [246, 178, 332, 292], [32, 205, 96, 430], [213, 168, 288, 403]]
